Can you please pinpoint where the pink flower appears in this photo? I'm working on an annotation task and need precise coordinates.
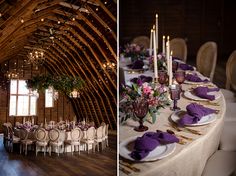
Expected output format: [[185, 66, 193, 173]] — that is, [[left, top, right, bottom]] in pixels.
[[143, 86, 152, 95]]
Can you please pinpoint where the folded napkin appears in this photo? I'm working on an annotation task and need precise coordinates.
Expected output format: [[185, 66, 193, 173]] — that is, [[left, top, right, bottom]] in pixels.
[[127, 60, 144, 69], [178, 103, 216, 126], [185, 74, 209, 82], [179, 63, 194, 71], [130, 131, 179, 160], [130, 75, 153, 85], [172, 56, 182, 61], [193, 86, 220, 100]]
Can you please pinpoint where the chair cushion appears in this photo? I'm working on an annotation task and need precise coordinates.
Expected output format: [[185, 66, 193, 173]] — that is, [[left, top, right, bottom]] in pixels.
[[221, 89, 236, 102], [202, 150, 236, 176], [36, 141, 48, 146], [21, 140, 33, 145], [220, 121, 236, 151], [50, 141, 63, 147]]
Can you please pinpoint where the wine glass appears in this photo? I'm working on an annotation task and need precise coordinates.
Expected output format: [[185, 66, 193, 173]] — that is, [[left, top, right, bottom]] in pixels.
[[158, 70, 168, 88], [169, 84, 181, 111], [175, 70, 185, 91], [172, 61, 179, 73], [133, 98, 149, 132]]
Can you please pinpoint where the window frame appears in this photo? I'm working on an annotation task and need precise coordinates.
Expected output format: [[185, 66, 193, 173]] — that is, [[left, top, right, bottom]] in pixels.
[[9, 79, 37, 117]]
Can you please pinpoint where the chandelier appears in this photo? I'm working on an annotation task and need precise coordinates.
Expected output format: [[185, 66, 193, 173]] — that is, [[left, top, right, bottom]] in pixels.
[[27, 49, 45, 66], [69, 89, 80, 98]]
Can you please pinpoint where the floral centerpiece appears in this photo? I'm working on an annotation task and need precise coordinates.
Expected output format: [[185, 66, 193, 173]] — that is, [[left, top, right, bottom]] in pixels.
[[148, 53, 167, 71], [120, 81, 170, 124], [120, 43, 149, 62]]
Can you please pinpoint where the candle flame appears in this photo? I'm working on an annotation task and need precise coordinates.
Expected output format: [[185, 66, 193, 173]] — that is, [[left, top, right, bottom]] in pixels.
[[163, 36, 165, 39], [156, 14, 158, 18], [171, 51, 173, 55], [153, 25, 155, 29], [167, 36, 170, 40]]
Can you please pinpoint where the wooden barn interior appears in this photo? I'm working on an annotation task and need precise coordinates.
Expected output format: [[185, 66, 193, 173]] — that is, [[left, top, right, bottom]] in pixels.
[[0, 0, 117, 176]]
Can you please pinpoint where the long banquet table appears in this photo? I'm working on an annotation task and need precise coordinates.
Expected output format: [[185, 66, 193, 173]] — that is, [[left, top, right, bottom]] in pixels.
[[119, 65, 226, 176]]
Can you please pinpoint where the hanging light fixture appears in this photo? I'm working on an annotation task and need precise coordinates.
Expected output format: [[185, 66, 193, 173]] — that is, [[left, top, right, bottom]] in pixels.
[[27, 48, 45, 67], [70, 89, 80, 98]]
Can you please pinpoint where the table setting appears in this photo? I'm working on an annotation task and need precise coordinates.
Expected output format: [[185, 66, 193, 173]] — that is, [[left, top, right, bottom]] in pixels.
[[119, 14, 225, 176]]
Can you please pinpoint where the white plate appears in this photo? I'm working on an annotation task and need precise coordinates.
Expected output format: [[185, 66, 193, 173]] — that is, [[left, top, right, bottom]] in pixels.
[[170, 110, 217, 126], [184, 90, 221, 101], [184, 80, 209, 85], [119, 136, 176, 162]]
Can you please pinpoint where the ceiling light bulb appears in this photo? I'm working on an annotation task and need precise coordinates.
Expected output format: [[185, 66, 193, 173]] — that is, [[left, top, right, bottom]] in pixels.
[[58, 21, 61, 24], [41, 18, 44, 22], [20, 18, 24, 23], [96, 8, 98, 11], [104, 1, 107, 4], [72, 17, 75, 21], [0, 13, 2, 17]]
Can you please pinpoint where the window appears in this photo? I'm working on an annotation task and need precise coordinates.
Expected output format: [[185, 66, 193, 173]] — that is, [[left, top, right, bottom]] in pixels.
[[45, 88, 54, 108], [9, 80, 37, 116]]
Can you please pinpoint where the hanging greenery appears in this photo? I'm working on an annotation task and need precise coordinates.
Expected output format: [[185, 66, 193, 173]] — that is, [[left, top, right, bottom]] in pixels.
[[26, 75, 85, 95]]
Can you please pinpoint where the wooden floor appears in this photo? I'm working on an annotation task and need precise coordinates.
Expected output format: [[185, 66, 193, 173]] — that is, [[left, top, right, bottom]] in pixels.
[[0, 134, 117, 176]]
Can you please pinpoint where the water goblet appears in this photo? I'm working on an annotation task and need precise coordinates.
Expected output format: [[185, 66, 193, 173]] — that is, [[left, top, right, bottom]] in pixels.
[[169, 84, 181, 111], [158, 70, 168, 87], [133, 98, 149, 132], [172, 61, 179, 73], [175, 70, 185, 91]]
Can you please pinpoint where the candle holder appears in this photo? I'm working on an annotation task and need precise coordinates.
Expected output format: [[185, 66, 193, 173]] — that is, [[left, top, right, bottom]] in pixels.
[[169, 84, 181, 111], [153, 77, 158, 83]]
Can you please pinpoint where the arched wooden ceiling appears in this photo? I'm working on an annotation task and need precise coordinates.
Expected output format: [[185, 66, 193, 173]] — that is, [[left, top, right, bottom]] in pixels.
[[0, 0, 117, 129]]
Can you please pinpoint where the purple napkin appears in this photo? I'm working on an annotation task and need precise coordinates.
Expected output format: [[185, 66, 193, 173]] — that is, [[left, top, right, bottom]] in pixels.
[[172, 56, 182, 61], [186, 74, 209, 82], [179, 63, 194, 71], [194, 87, 220, 101], [130, 75, 153, 86], [130, 131, 179, 160], [178, 103, 216, 126], [127, 60, 144, 69]]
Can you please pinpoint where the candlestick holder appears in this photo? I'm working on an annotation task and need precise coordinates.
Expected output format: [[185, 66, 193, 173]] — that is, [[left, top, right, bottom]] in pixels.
[[153, 77, 158, 83]]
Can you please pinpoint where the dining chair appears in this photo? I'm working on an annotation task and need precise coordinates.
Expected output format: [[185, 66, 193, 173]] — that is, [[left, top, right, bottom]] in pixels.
[[81, 127, 96, 154], [105, 124, 109, 147], [65, 127, 83, 155], [119, 67, 125, 85], [19, 128, 34, 155], [8, 126, 20, 152], [221, 50, 236, 103], [35, 128, 48, 156], [48, 128, 64, 156], [196, 41, 217, 81], [131, 35, 150, 49], [102, 124, 106, 148], [2, 123, 10, 149], [94, 126, 104, 151], [169, 38, 187, 62]]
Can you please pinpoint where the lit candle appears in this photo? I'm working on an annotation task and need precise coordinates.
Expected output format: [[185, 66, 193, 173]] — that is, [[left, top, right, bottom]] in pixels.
[[169, 51, 173, 85], [149, 29, 153, 56], [32, 117, 34, 125], [166, 37, 170, 76], [153, 27, 158, 79], [155, 14, 158, 51], [162, 36, 166, 55]]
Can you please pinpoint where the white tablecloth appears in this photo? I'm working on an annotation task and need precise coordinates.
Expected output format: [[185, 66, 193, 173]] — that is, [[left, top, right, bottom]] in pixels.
[[119, 72, 226, 176]]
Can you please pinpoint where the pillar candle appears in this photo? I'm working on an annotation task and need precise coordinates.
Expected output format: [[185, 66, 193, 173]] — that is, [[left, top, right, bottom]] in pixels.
[[149, 29, 153, 56], [162, 35, 166, 55], [153, 27, 158, 79], [155, 14, 158, 51], [166, 41, 170, 75], [169, 51, 173, 85]]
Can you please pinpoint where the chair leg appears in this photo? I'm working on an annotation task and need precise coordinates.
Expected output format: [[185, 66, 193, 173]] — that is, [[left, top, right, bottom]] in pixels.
[[71, 145, 73, 155], [78, 144, 80, 155], [57, 146, 59, 156], [25, 144, 27, 155], [20, 143, 22, 154], [49, 146, 51, 156], [44, 146, 46, 156], [36, 145, 37, 156]]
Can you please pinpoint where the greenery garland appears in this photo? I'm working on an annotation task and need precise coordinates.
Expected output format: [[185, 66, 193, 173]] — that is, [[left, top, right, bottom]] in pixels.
[[26, 75, 85, 96]]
